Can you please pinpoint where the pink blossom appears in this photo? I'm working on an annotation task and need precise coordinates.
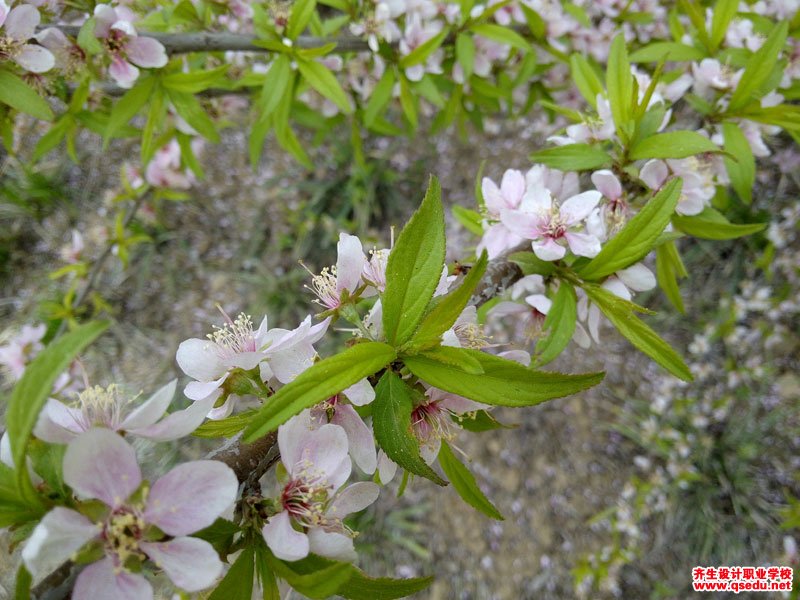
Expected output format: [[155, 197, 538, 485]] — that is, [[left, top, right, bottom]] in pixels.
[[34, 380, 214, 443], [0, 2, 54, 72], [412, 387, 489, 463], [307, 233, 366, 310], [22, 429, 237, 597], [477, 169, 527, 259], [640, 158, 716, 216], [0, 323, 46, 380], [500, 187, 602, 261], [262, 420, 379, 562], [94, 4, 167, 88], [144, 139, 197, 189], [490, 274, 552, 337]]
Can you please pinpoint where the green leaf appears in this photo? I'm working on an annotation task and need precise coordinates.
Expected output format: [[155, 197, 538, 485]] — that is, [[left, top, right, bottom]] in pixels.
[[655, 240, 686, 313], [255, 544, 280, 600], [0, 70, 54, 121], [15, 565, 31, 600], [141, 85, 165, 164], [509, 251, 556, 276], [243, 342, 396, 441], [32, 117, 71, 161], [530, 144, 612, 171], [104, 76, 156, 142], [583, 284, 692, 380], [456, 34, 476, 81], [728, 21, 789, 112], [373, 371, 447, 486], [382, 176, 446, 346], [398, 74, 418, 130], [671, 207, 766, 239], [193, 410, 255, 438], [266, 552, 353, 599], [413, 345, 485, 375], [363, 68, 395, 127], [577, 178, 682, 280], [470, 23, 530, 53], [162, 66, 230, 93], [76, 18, 103, 54], [438, 440, 504, 520], [287, 0, 317, 39], [168, 90, 220, 142], [6, 321, 108, 503], [400, 28, 450, 67], [405, 347, 604, 407], [629, 42, 705, 63], [569, 54, 604, 108], [209, 547, 254, 600], [411, 252, 488, 349], [297, 58, 352, 113], [0, 464, 39, 527], [710, 0, 739, 50], [721, 122, 755, 204], [628, 131, 719, 160], [456, 410, 515, 432], [535, 282, 577, 366], [452, 205, 483, 235], [606, 34, 634, 141], [193, 518, 240, 556]]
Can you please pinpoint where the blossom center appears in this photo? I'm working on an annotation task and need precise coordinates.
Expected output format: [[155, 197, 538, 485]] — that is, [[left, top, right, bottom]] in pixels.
[[73, 385, 126, 430], [208, 311, 258, 357], [307, 266, 340, 310], [412, 400, 454, 448], [103, 507, 146, 568]]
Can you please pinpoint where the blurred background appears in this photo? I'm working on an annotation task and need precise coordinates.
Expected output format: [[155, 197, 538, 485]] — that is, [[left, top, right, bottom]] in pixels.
[[0, 106, 798, 599]]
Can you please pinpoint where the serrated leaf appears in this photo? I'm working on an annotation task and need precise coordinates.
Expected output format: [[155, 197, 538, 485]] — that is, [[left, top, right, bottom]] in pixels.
[[569, 54, 604, 108], [162, 65, 229, 93], [438, 440, 504, 520], [710, 0, 739, 50], [405, 347, 604, 407], [77, 18, 103, 54], [452, 205, 483, 235], [509, 251, 556, 276], [530, 144, 612, 171], [382, 176, 446, 346], [671, 207, 766, 239], [470, 23, 530, 52], [267, 553, 352, 599], [287, 0, 317, 39], [628, 131, 719, 160], [728, 21, 788, 112], [297, 58, 352, 113], [399, 28, 449, 68], [606, 34, 634, 141], [456, 34, 476, 80], [168, 90, 220, 142], [6, 321, 108, 504], [193, 410, 255, 438], [583, 284, 692, 381], [363, 68, 394, 126], [104, 76, 156, 142], [535, 282, 576, 366], [411, 252, 488, 349], [0, 70, 54, 121], [455, 410, 515, 432], [577, 178, 682, 280], [373, 371, 447, 486], [721, 122, 755, 204], [655, 241, 686, 313], [243, 342, 396, 441], [629, 42, 705, 63]]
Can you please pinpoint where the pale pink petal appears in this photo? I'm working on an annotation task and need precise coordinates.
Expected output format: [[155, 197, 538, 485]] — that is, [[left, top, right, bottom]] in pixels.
[[120, 380, 176, 431], [329, 482, 380, 519], [520, 185, 553, 213], [603, 277, 632, 301], [341, 378, 374, 407], [439, 394, 488, 413], [489, 301, 529, 319], [331, 404, 377, 474], [590, 170, 622, 200], [617, 264, 656, 292], [290, 424, 351, 489], [308, 529, 357, 562], [377, 450, 397, 484], [560, 191, 602, 225], [263, 510, 309, 561], [126, 36, 167, 68], [15, 44, 54, 73], [110, 19, 136, 37], [336, 233, 366, 295], [176, 338, 226, 381], [5, 5, 39, 41], [34, 399, 84, 443], [93, 4, 118, 37], [477, 223, 523, 260], [73, 557, 153, 600], [268, 344, 315, 383], [640, 160, 668, 189], [572, 323, 591, 348], [499, 169, 525, 208], [565, 232, 601, 258], [0, 1, 8, 28], [676, 193, 706, 216], [420, 437, 441, 464], [481, 177, 504, 215], [525, 293, 552, 314], [184, 377, 225, 401], [22, 508, 99, 580], [145, 461, 238, 536], [224, 350, 264, 371], [500, 209, 543, 240], [140, 537, 222, 592], [587, 304, 602, 343], [498, 350, 531, 365], [63, 429, 141, 507], [128, 394, 216, 442], [109, 57, 140, 88], [278, 411, 316, 471], [532, 238, 566, 261], [207, 395, 235, 420]]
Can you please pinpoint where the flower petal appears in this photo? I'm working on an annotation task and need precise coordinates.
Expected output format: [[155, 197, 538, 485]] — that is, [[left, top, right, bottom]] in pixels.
[[176, 338, 226, 382], [560, 191, 602, 225], [617, 263, 656, 292], [145, 461, 238, 536], [565, 232, 601, 258], [532, 238, 566, 261], [120, 380, 176, 431], [500, 169, 525, 208], [295, 423, 351, 489], [331, 404, 377, 474], [93, 4, 117, 37], [308, 528, 357, 562], [73, 557, 153, 600], [640, 159, 668, 189], [184, 377, 225, 402], [263, 510, 309, 562], [5, 4, 39, 41], [329, 482, 380, 519], [278, 410, 315, 471], [126, 36, 167, 68], [109, 56, 140, 88], [15, 44, 54, 73], [500, 209, 542, 240], [341, 378, 374, 407], [33, 398, 84, 444], [377, 450, 397, 484], [22, 508, 98, 580], [128, 394, 215, 441], [140, 537, 222, 592], [336, 233, 366, 295], [590, 169, 622, 200], [63, 429, 141, 507]]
